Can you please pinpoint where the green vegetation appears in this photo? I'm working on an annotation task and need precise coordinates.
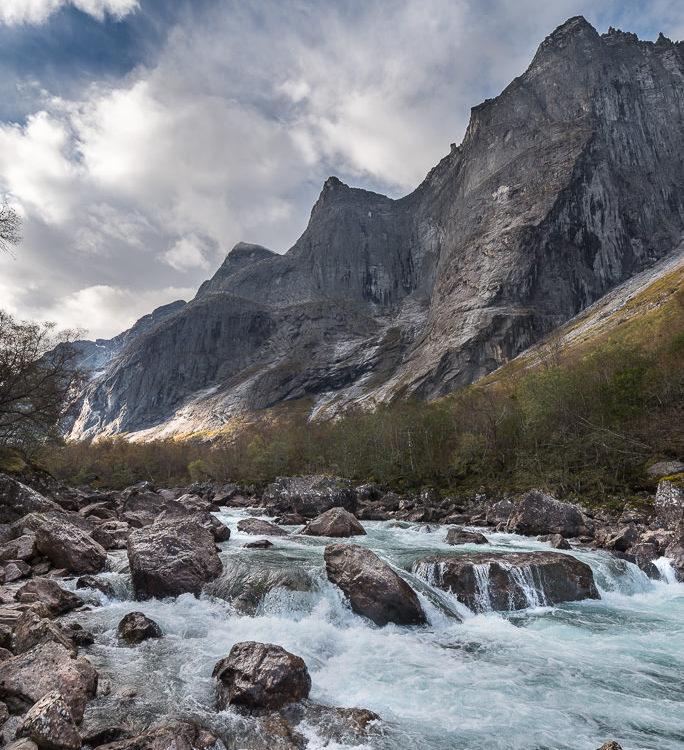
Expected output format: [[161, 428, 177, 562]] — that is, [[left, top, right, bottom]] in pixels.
[[33, 273, 684, 505]]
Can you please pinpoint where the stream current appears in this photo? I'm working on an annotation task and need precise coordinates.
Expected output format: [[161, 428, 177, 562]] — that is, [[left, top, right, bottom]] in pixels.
[[64, 507, 684, 750]]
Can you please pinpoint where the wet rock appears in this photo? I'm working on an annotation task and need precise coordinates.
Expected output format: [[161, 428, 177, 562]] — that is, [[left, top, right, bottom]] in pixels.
[[0, 476, 61, 524], [274, 513, 306, 526], [58, 624, 94, 649], [445, 528, 487, 545], [213, 641, 311, 710], [413, 551, 599, 612], [300, 507, 365, 537], [664, 525, 684, 580], [0, 536, 38, 564], [35, 520, 106, 575], [16, 691, 81, 750], [206, 557, 310, 615], [12, 611, 77, 657], [263, 476, 356, 518], [596, 743, 623, 750], [538, 533, 572, 550], [654, 479, 684, 529], [242, 539, 273, 549], [94, 722, 212, 750], [506, 491, 587, 537], [0, 641, 97, 721], [16, 580, 82, 618], [75, 576, 115, 598], [281, 702, 381, 744], [79, 723, 131, 748], [127, 520, 222, 600], [605, 523, 639, 552], [324, 544, 426, 626], [117, 612, 162, 644], [237, 518, 288, 537]]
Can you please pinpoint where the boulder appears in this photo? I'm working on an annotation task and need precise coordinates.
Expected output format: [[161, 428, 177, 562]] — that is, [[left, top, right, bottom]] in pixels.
[[12, 612, 77, 657], [206, 557, 310, 615], [242, 539, 273, 549], [127, 520, 222, 600], [0, 641, 97, 721], [445, 528, 487, 545], [413, 551, 599, 612], [58, 624, 94, 649], [5, 741, 40, 750], [505, 491, 587, 537], [94, 723, 214, 750], [596, 744, 623, 750], [16, 580, 82, 618], [0, 475, 61, 524], [548, 533, 571, 550], [485, 499, 515, 526], [654, 478, 684, 529], [0, 536, 38, 564], [646, 461, 684, 479], [117, 612, 162, 645], [263, 476, 356, 518], [237, 518, 289, 537], [35, 520, 106, 575], [155, 507, 230, 543], [17, 691, 80, 750], [324, 544, 426, 626], [3, 562, 30, 583], [213, 641, 311, 710], [605, 523, 639, 552], [300, 507, 365, 538]]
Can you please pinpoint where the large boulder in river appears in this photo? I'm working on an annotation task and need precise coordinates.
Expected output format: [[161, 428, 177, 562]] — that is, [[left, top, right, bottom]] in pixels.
[[445, 528, 487, 545], [300, 507, 365, 538], [127, 520, 222, 600], [213, 641, 311, 711], [0, 641, 97, 721], [0, 475, 61, 523], [117, 612, 162, 645], [263, 476, 357, 518], [16, 691, 81, 750], [206, 557, 310, 615], [35, 518, 106, 574], [505, 491, 587, 538], [413, 551, 599, 612], [324, 544, 426, 626], [155, 506, 231, 543], [237, 518, 289, 537]]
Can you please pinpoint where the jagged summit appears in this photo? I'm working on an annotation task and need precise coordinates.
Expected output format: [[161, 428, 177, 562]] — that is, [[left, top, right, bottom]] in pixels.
[[64, 17, 684, 440]]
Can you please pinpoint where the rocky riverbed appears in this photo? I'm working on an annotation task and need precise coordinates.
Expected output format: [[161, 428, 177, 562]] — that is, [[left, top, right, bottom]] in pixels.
[[0, 471, 682, 749]]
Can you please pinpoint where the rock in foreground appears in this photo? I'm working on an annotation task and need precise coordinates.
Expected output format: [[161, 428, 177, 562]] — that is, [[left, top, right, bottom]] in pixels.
[[17, 691, 81, 750], [213, 641, 311, 711], [413, 551, 599, 612], [301, 507, 366, 537], [324, 544, 426, 626], [35, 518, 107, 575], [127, 520, 222, 600]]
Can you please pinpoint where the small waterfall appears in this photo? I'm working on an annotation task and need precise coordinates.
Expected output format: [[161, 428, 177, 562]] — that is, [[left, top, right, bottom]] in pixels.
[[472, 564, 493, 612], [507, 564, 548, 609], [653, 557, 679, 584]]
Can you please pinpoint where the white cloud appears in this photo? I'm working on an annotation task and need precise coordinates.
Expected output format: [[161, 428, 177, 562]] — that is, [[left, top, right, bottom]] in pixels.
[[0, 0, 139, 25], [163, 236, 211, 272]]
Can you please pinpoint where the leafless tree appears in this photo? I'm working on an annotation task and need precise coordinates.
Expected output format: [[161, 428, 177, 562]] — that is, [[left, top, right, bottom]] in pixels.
[[0, 200, 21, 254], [0, 310, 85, 448]]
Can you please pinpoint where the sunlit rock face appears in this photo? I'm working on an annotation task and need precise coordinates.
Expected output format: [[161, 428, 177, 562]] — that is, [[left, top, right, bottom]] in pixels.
[[65, 17, 684, 440]]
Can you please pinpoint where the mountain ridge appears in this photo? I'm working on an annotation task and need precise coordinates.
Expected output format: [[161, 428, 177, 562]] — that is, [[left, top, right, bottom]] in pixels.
[[65, 16, 684, 441]]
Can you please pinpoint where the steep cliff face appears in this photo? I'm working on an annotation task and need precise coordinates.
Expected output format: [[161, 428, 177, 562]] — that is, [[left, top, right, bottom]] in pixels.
[[66, 18, 684, 440]]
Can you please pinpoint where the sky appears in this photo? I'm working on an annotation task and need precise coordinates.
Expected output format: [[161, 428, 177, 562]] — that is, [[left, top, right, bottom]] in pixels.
[[0, 0, 681, 339]]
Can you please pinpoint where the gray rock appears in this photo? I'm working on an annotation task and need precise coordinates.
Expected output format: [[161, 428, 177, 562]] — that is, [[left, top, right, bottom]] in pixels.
[[263, 476, 357, 518], [324, 544, 426, 626], [654, 479, 684, 529], [12, 612, 77, 657], [506, 491, 586, 537], [646, 461, 684, 479], [91, 722, 213, 750], [237, 518, 288, 537], [0, 476, 61, 524], [127, 520, 222, 600], [16, 580, 82, 618], [75, 576, 115, 598], [213, 641, 311, 711], [0, 536, 37, 564], [0, 642, 97, 722], [300, 507, 365, 538], [16, 691, 81, 750], [445, 528, 487, 545], [117, 612, 162, 645], [35, 520, 106, 575], [413, 551, 599, 612]]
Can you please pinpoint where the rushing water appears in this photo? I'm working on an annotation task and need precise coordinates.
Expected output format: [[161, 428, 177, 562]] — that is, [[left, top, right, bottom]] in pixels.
[[64, 508, 684, 750]]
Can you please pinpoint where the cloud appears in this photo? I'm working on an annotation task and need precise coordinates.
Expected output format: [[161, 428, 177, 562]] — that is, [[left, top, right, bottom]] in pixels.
[[0, 0, 139, 25], [0, 0, 680, 340]]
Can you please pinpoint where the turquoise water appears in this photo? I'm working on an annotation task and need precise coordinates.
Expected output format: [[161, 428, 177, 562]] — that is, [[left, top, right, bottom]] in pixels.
[[68, 508, 684, 750]]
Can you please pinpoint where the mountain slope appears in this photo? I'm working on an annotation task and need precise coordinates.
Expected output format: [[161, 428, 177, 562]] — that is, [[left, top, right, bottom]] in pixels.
[[66, 18, 684, 441]]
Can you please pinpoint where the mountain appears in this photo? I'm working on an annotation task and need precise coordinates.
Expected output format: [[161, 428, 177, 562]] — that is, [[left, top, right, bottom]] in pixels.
[[66, 17, 684, 441]]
